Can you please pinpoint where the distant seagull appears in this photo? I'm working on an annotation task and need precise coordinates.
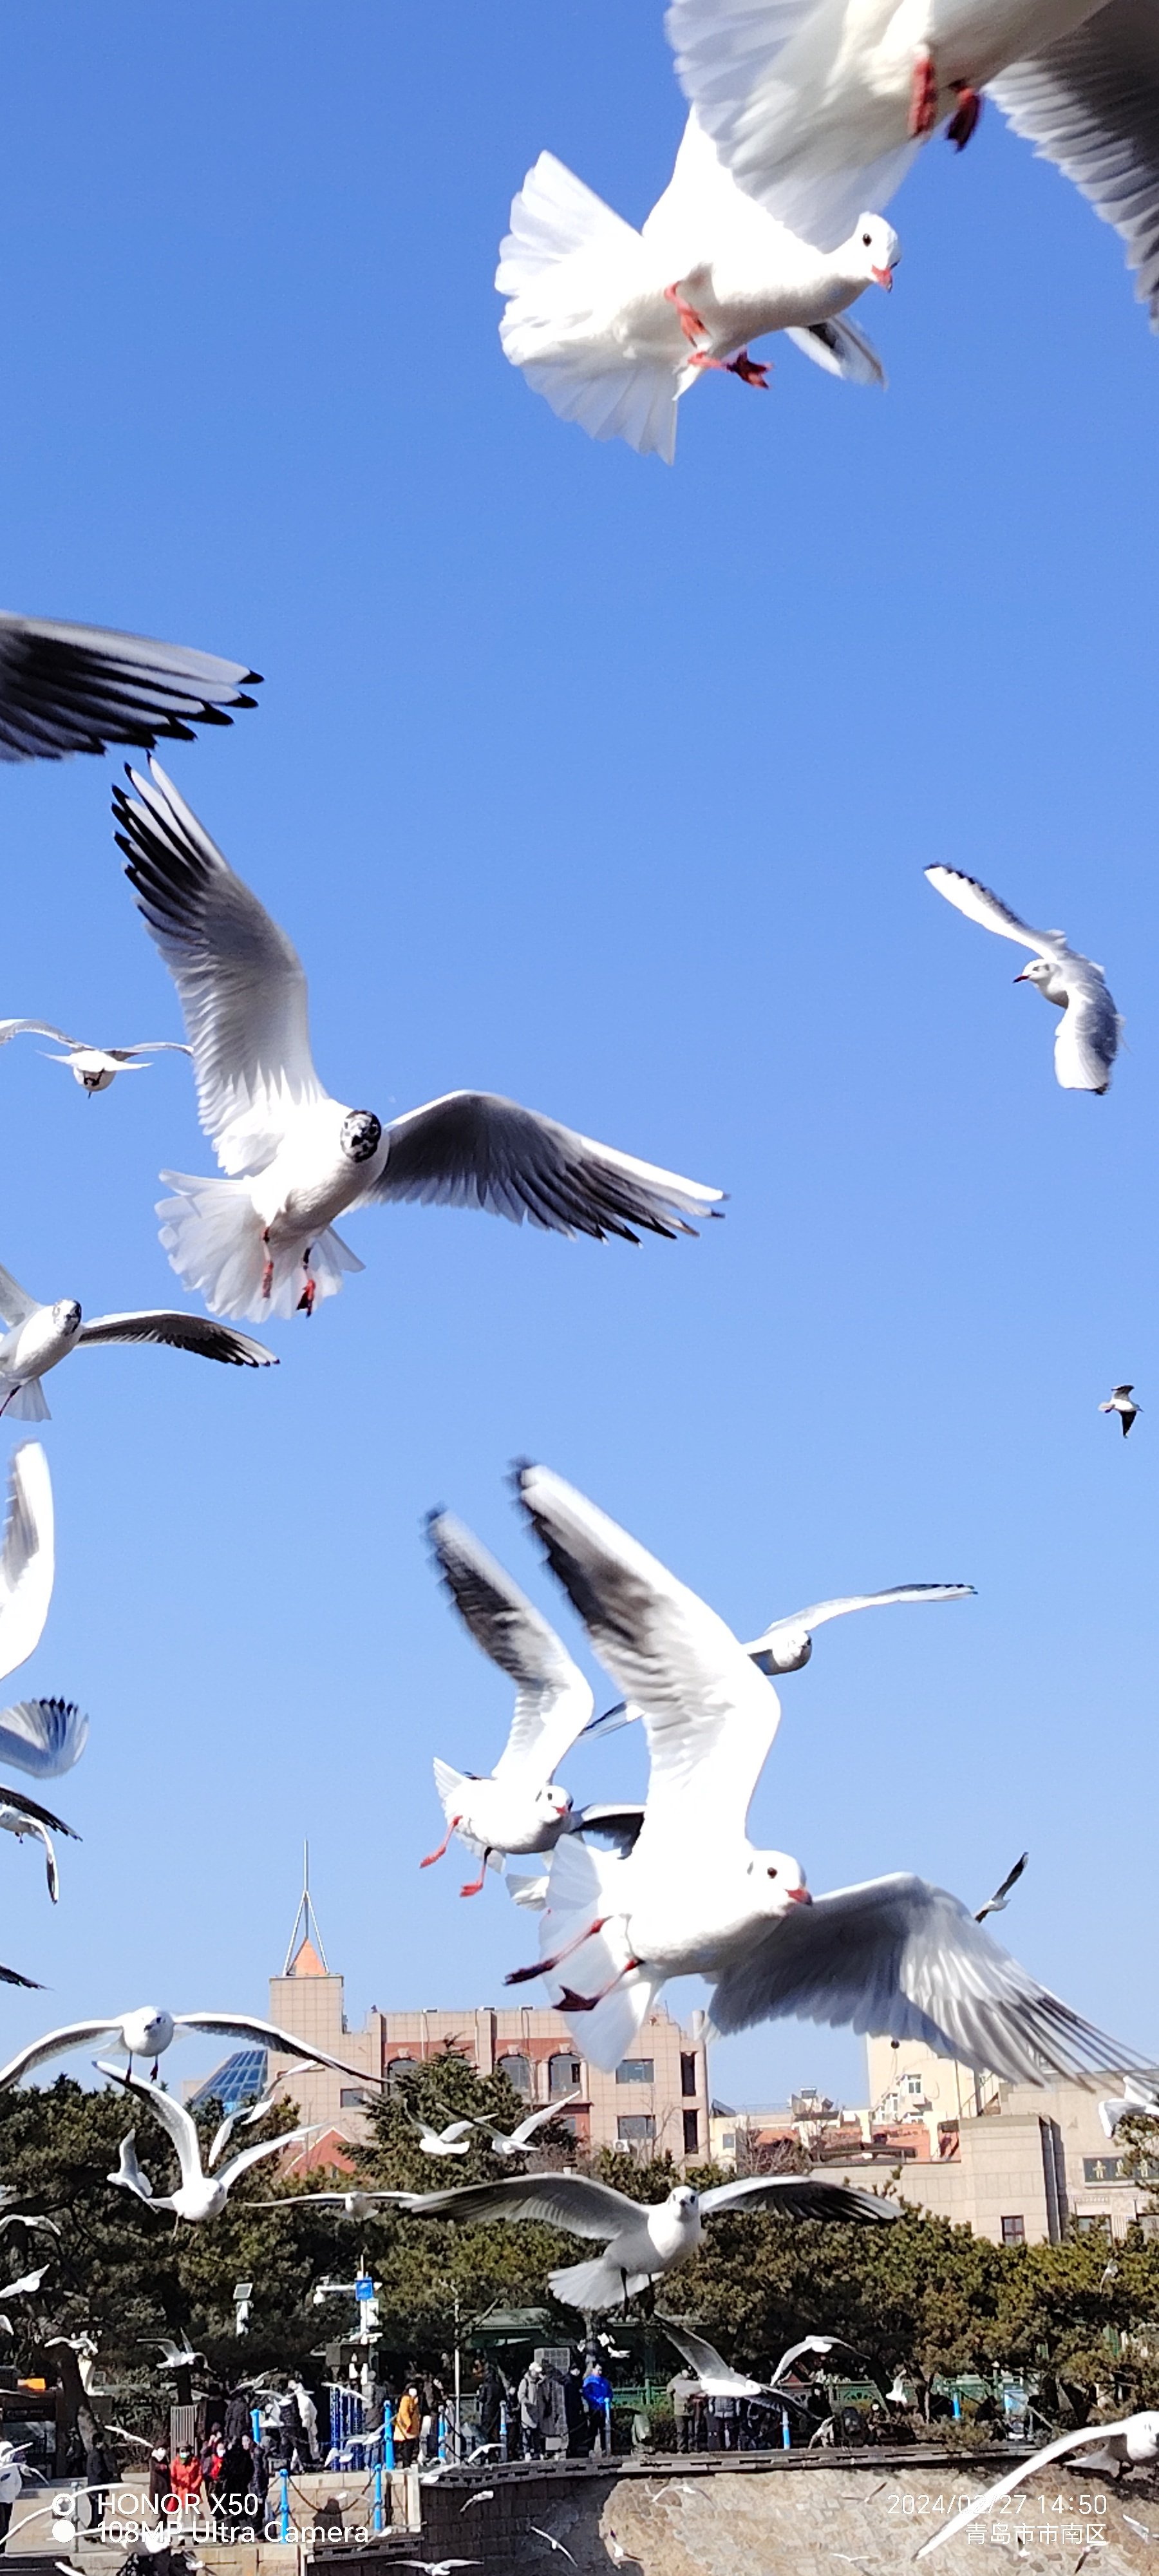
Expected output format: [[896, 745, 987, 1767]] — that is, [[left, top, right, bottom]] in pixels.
[[769, 2333, 856, 2382], [206, 2079, 284, 2172], [0, 1780, 79, 1902], [399, 2166, 893, 2313], [0, 2003, 384, 2090], [975, 1852, 1028, 1922], [100, 2063, 319, 2224], [511, 1464, 1151, 2088], [916, 2414, 1159, 2555], [659, 2318, 790, 2403], [0, 614, 259, 764], [530, 2532, 576, 2564], [112, 757, 724, 1323], [409, 2112, 475, 2161], [1100, 1384, 1139, 1437], [249, 2186, 408, 2219], [460, 2494, 495, 2514], [0, 1023, 191, 1096], [925, 865, 1120, 1093], [139, 2334, 206, 2372], [1099, 2081, 1159, 2139], [424, 1512, 643, 1893], [0, 1253, 275, 1421], [471, 2090, 585, 2157], [0, 2213, 59, 2242], [0, 2261, 50, 2305], [395, 2562, 480, 2573]]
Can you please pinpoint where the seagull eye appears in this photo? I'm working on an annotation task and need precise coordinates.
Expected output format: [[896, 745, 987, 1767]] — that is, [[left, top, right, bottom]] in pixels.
[[862, 232, 871, 245], [767, 1866, 778, 1879]]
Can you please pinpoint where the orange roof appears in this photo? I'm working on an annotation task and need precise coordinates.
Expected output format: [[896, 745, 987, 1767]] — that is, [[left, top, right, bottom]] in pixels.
[[288, 1937, 328, 1978]]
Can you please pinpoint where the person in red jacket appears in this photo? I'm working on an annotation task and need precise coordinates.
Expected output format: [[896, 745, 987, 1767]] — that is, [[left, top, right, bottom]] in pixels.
[[166, 2448, 202, 2521]]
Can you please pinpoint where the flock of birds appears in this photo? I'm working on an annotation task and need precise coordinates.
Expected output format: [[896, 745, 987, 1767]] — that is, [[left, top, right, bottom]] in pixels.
[[495, 0, 1159, 460]]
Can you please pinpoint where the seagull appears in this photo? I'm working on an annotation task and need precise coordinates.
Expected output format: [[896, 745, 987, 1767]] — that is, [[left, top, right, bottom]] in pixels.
[[659, 2319, 782, 2401], [916, 2415, 1159, 2554], [399, 2164, 894, 2312], [668, 0, 1159, 327], [583, 1575, 974, 1738], [422, 1512, 643, 1895], [0, 1697, 88, 1783], [530, 2533, 576, 2563], [0, 2003, 385, 2090], [0, 1780, 79, 1902], [111, 757, 723, 1324], [925, 866, 1120, 1092], [0, 1023, 191, 1096], [508, 1464, 1153, 2088], [138, 2335, 206, 2372], [1100, 1385, 1139, 1437], [459, 2494, 495, 2513], [100, 2063, 319, 2223], [409, 2112, 475, 2160], [0, 1254, 275, 1421], [0, 2262, 50, 2303], [769, 2333, 856, 2382], [497, 111, 898, 464], [394, 2562, 480, 2573], [0, 613, 259, 764], [471, 2090, 585, 2157], [0, 1439, 84, 1783], [975, 1852, 1028, 1922], [205, 2079, 284, 2172], [249, 2186, 408, 2218], [1098, 2081, 1159, 2139], [0, 2213, 59, 2241]]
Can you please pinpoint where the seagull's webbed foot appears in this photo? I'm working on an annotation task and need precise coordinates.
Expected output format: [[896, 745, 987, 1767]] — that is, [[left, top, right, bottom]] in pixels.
[[459, 1851, 491, 1898], [664, 281, 709, 346], [505, 1915, 609, 1986], [420, 1819, 460, 1870], [947, 82, 981, 147], [909, 50, 939, 136], [297, 1274, 316, 1317], [727, 350, 770, 388], [555, 1960, 641, 2014]]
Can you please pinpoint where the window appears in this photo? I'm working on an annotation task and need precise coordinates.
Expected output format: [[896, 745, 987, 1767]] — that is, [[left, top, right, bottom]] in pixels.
[[1075, 2213, 1111, 2237], [683, 2108, 699, 2155], [616, 2059, 654, 2085], [340, 2088, 369, 2108], [721, 2132, 735, 2154], [680, 2052, 698, 2099], [1001, 2215, 1026, 2244], [617, 2114, 656, 2143], [549, 2053, 583, 2099], [498, 2053, 532, 2100], [386, 2056, 415, 2096]]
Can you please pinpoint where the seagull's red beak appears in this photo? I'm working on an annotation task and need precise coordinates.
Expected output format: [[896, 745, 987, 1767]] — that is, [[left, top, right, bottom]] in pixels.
[[1013, 969, 1029, 982], [872, 266, 894, 290], [788, 1885, 813, 1905]]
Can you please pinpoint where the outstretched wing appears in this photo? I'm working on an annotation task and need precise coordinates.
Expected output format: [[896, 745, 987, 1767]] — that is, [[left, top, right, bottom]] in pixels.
[[216, 2124, 319, 2195], [0, 1700, 89, 1782], [399, 2170, 635, 2239], [0, 616, 259, 764], [708, 1871, 1155, 2087], [0, 1781, 76, 1835], [1055, 971, 1120, 1091], [784, 316, 885, 386], [0, 2020, 115, 2086], [916, 2420, 1143, 2557], [0, 1265, 39, 1332], [113, 757, 323, 1174], [97, 2064, 201, 2187], [0, 1021, 82, 1050], [77, 1311, 276, 1367], [367, 1093, 724, 1242], [925, 865, 1060, 955], [0, 1445, 53, 1688], [174, 2010, 384, 2090], [990, 0, 1159, 325], [701, 2172, 896, 2221], [747, 1581, 975, 1665], [427, 1511, 593, 1783]]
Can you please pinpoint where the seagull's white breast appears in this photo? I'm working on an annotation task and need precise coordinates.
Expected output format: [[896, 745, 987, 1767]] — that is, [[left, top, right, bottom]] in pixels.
[[1, 1309, 80, 1383]]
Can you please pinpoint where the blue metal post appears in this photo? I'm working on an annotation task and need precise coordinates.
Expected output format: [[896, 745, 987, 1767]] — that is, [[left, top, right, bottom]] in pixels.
[[437, 2409, 448, 2464], [781, 2408, 791, 2448], [952, 2391, 962, 2422], [382, 2400, 395, 2472], [372, 2465, 383, 2535], [250, 2405, 261, 2447], [278, 2465, 290, 2541]]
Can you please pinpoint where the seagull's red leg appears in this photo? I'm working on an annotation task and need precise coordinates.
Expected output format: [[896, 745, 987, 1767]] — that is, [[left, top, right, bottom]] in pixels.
[[727, 350, 770, 388], [260, 1233, 274, 1302], [297, 1253, 316, 1317], [664, 281, 709, 345], [909, 50, 939, 136], [556, 1960, 642, 2014], [419, 1819, 460, 1870], [947, 82, 981, 146], [505, 1915, 609, 1986], [460, 1850, 492, 1899]]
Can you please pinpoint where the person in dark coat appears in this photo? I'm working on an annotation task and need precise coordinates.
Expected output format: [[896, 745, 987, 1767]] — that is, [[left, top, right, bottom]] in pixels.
[[147, 2448, 171, 2517], [563, 2367, 588, 2459], [223, 2391, 251, 2449], [219, 2434, 257, 2537], [85, 2435, 117, 2535]]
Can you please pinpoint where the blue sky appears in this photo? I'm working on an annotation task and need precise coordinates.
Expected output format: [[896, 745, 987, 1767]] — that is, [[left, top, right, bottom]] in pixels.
[[0, 3, 1154, 2117]]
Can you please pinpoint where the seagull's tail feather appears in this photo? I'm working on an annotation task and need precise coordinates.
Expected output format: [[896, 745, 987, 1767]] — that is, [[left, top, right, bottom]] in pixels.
[[550, 2251, 647, 2312], [157, 1174, 363, 1322], [0, 1379, 50, 1424], [433, 1756, 466, 1818], [497, 151, 683, 462], [540, 1832, 658, 2072]]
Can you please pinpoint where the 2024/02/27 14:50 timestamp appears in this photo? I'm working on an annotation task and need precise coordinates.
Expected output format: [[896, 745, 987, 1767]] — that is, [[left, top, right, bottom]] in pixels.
[[885, 2493, 1111, 2519]]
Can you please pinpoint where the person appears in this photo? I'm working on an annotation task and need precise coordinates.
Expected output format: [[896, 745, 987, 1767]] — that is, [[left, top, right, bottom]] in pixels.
[[420, 2372, 444, 2463], [582, 2362, 613, 2458], [166, 2446, 202, 2524], [708, 2392, 737, 2452], [289, 2377, 319, 2466], [219, 2432, 257, 2539], [517, 2359, 547, 2461], [476, 2362, 503, 2454], [394, 2382, 421, 2469], [202, 2437, 228, 2534], [147, 2447, 171, 2521], [84, 2432, 117, 2539], [668, 2366, 699, 2454], [0, 2439, 22, 2548], [563, 2366, 589, 2459], [276, 2385, 303, 2472], [223, 2389, 251, 2450]]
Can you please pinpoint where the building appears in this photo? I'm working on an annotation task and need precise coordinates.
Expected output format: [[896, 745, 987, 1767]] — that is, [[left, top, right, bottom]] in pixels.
[[232, 1864, 711, 2168]]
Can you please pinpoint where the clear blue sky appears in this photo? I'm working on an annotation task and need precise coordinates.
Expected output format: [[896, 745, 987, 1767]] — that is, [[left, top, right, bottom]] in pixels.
[[0, 3, 1154, 2117]]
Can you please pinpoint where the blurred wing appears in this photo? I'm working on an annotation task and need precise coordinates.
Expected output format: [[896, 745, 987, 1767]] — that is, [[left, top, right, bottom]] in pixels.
[[426, 1513, 593, 1781], [0, 2020, 115, 2085], [509, 2090, 583, 2146], [516, 1464, 780, 1861], [990, 0, 1159, 324], [1054, 973, 1120, 1091], [207, 2109, 240, 2172], [0, 1021, 81, 1048], [78, 1312, 276, 1367], [0, 1964, 41, 1991], [701, 2173, 896, 2221], [0, 1445, 53, 1685], [784, 316, 885, 384], [399, 2171, 634, 2238], [659, 2320, 730, 2380], [176, 2011, 383, 2088], [113, 756, 322, 1173], [98, 2065, 201, 2184], [216, 2123, 319, 2193], [924, 864, 1057, 954], [916, 2423, 1141, 2557], [124, 1042, 193, 1057], [0, 616, 259, 764], [708, 1872, 1156, 2085], [0, 1781, 75, 1835], [746, 1582, 975, 1658], [0, 1266, 39, 1331], [369, 1093, 724, 1242], [570, 1803, 646, 1855], [0, 1701, 88, 1782]]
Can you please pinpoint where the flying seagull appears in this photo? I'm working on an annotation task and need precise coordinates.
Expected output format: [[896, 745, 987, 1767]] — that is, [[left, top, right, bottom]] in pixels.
[[916, 2414, 1159, 2555], [0, 1254, 274, 1421], [529, 2533, 576, 2564], [1098, 2082, 1159, 2139], [509, 1464, 1153, 2087], [0, 1780, 79, 1903], [0, 1447, 88, 1783], [249, 2185, 409, 2219], [925, 866, 1120, 1092], [205, 2080, 285, 2172], [0, 614, 259, 764], [100, 2064, 319, 2223], [399, 2164, 894, 2311], [1100, 1385, 1139, 1437], [138, 2334, 207, 2372], [0, 2003, 386, 2090], [498, 111, 898, 464], [112, 757, 724, 1323], [0, 1023, 190, 1096], [409, 2112, 475, 2161], [424, 1511, 643, 1893], [975, 1852, 1028, 1922], [471, 2090, 585, 2157], [657, 2318, 811, 2404]]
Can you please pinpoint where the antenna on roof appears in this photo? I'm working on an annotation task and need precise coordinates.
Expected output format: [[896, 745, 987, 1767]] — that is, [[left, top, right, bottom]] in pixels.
[[282, 1839, 330, 1976]]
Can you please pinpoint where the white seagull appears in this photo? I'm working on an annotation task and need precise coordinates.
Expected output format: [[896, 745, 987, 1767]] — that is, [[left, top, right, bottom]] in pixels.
[[112, 758, 723, 1323], [583, 1574, 974, 1738], [0, 1254, 274, 1421], [249, 2185, 408, 2219], [975, 1851, 1028, 1922], [0, 2003, 384, 2090], [659, 2318, 802, 2403], [668, 0, 1159, 327], [926, 866, 1120, 1093], [410, 2112, 475, 2160], [916, 2414, 1159, 2555], [0, 1781, 79, 1904], [1098, 2081, 1159, 2138], [400, 2163, 894, 2312], [101, 2064, 318, 2224], [0, 2262, 50, 2304], [1100, 1383, 1139, 1437], [471, 2090, 585, 2157], [0, 1023, 191, 1096], [0, 613, 259, 764], [509, 1464, 1153, 2087], [498, 112, 898, 464], [0, 1440, 86, 1785], [205, 2079, 284, 2172], [423, 1511, 643, 1895]]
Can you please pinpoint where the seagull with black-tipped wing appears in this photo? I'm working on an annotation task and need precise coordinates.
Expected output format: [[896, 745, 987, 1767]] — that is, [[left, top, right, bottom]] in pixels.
[[0, 1022, 189, 1095], [0, 614, 258, 764], [926, 865, 1120, 1092], [0, 1254, 274, 1421]]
